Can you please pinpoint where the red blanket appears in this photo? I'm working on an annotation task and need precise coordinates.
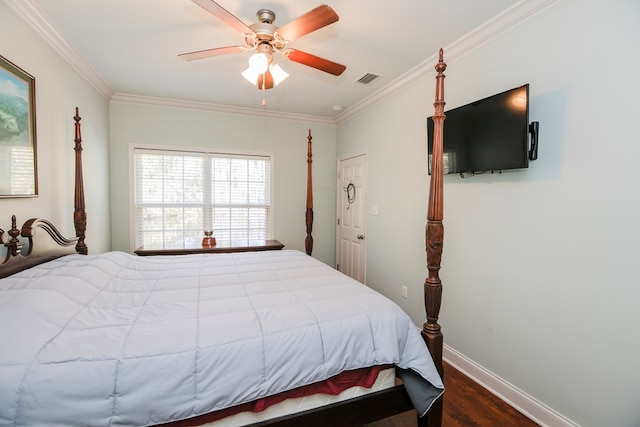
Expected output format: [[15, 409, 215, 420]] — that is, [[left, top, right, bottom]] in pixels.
[[165, 365, 389, 426]]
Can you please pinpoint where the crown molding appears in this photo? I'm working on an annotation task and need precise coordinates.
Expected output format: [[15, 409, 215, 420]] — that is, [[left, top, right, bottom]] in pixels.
[[5, 0, 114, 99], [336, 0, 557, 124], [111, 93, 336, 125]]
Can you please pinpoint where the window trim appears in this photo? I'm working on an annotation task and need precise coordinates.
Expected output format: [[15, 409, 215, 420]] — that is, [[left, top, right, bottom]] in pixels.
[[128, 143, 275, 252]]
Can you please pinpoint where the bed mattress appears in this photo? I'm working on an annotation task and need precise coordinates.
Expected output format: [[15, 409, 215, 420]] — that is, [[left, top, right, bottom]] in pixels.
[[200, 367, 396, 427], [0, 249, 443, 426]]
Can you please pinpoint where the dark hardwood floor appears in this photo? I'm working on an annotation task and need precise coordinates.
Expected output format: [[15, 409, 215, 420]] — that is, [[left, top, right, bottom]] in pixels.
[[365, 362, 539, 427]]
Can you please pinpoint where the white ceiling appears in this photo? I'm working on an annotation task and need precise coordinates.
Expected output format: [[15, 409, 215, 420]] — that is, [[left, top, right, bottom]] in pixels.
[[9, 0, 533, 121]]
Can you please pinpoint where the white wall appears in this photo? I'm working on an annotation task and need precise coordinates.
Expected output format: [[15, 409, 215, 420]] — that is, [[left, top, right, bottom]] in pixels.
[[338, 0, 640, 426], [109, 102, 337, 266], [0, 2, 111, 253]]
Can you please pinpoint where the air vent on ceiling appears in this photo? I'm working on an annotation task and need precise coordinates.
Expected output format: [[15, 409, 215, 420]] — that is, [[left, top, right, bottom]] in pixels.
[[355, 72, 382, 85]]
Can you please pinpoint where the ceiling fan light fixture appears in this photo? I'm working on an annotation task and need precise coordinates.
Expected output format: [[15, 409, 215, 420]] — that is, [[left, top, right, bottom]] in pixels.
[[269, 63, 289, 86], [249, 52, 269, 74], [241, 67, 260, 85], [241, 52, 269, 84], [242, 55, 288, 87]]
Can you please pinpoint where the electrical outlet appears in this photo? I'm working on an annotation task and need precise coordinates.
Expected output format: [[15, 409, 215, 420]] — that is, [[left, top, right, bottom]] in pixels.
[[402, 286, 408, 299]]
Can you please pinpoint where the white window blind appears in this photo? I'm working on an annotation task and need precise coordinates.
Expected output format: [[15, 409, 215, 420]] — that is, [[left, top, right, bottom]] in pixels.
[[134, 148, 272, 249]]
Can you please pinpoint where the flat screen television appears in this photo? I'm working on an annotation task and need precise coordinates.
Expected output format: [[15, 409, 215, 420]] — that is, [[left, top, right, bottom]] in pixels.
[[427, 84, 530, 175]]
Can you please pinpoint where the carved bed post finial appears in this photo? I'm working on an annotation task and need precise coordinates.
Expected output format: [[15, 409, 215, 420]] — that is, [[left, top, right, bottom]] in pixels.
[[305, 129, 314, 256], [423, 48, 447, 375], [74, 108, 88, 255], [4, 215, 24, 257]]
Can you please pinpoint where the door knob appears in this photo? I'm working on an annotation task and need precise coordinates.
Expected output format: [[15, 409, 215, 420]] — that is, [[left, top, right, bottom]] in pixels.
[[357, 235, 365, 240]]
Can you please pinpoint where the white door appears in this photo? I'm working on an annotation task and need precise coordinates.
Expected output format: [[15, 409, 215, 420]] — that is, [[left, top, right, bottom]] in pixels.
[[337, 154, 367, 284]]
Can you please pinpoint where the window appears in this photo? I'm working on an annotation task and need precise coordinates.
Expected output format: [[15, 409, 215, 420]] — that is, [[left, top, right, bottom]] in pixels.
[[133, 147, 272, 249]]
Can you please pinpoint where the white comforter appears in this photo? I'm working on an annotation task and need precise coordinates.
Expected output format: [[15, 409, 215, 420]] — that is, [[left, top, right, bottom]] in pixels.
[[0, 250, 443, 426]]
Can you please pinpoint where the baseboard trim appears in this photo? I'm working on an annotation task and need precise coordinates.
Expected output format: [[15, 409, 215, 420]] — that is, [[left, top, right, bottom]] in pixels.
[[443, 345, 580, 427]]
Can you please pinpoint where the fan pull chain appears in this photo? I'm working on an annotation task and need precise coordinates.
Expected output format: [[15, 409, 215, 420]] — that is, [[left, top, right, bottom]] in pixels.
[[261, 74, 266, 107]]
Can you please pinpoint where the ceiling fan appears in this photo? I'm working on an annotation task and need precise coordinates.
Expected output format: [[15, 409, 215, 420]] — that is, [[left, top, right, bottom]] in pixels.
[[179, 0, 346, 92]]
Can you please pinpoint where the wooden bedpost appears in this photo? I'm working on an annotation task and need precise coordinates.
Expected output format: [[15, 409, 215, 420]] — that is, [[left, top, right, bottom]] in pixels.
[[305, 129, 314, 256], [423, 49, 446, 427], [73, 108, 88, 255]]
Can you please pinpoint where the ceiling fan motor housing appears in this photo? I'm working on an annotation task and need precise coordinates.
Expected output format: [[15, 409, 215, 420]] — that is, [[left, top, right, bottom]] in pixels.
[[247, 10, 282, 49], [256, 9, 275, 24]]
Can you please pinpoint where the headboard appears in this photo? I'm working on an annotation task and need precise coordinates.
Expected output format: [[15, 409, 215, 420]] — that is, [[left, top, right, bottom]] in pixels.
[[0, 108, 88, 278]]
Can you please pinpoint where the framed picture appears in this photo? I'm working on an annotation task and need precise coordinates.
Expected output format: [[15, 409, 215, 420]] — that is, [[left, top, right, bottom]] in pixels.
[[0, 54, 37, 197]]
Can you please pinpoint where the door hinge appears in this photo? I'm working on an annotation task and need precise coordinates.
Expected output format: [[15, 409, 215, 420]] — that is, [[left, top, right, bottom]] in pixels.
[[337, 218, 340, 225]]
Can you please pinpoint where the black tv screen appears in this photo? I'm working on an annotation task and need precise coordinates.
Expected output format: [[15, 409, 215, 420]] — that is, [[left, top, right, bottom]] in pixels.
[[428, 84, 530, 175]]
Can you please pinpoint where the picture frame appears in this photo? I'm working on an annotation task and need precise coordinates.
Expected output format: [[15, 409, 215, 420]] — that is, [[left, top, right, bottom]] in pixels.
[[0, 54, 37, 197]]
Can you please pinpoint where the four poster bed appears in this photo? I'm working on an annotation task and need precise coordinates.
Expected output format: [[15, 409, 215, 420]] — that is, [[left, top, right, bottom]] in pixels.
[[0, 51, 448, 427]]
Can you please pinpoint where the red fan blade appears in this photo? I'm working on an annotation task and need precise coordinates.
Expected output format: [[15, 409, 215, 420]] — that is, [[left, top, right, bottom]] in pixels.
[[275, 5, 339, 42], [283, 49, 346, 76], [257, 70, 274, 90], [178, 45, 246, 61], [191, 0, 254, 35]]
